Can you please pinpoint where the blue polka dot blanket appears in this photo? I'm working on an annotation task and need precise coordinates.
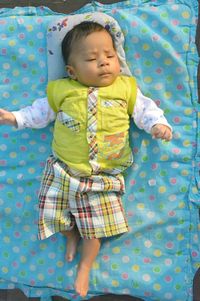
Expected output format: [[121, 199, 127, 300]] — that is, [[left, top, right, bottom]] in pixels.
[[0, 1, 199, 301]]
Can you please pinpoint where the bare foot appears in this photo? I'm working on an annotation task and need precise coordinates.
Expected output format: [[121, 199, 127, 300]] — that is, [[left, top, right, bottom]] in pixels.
[[61, 228, 80, 262], [74, 263, 90, 298]]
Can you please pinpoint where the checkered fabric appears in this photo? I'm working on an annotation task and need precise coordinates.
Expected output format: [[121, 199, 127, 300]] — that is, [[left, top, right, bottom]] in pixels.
[[38, 155, 129, 240]]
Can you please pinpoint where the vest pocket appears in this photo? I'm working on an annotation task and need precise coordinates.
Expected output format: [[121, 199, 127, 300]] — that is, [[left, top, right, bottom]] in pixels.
[[57, 110, 80, 132]]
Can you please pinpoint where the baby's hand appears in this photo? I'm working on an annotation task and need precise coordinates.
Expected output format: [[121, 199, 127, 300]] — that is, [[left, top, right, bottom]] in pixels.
[[0, 109, 17, 127], [151, 124, 172, 141]]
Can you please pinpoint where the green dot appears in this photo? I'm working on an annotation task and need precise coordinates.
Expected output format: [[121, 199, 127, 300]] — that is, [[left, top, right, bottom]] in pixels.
[[133, 281, 139, 288], [9, 26, 15, 32], [57, 276, 64, 283], [26, 181, 33, 187], [5, 221, 12, 228], [175, 284, 181, 290], [155, 232, 163, 240], [142, 156, 148, 162], [160, 12, 168, 18], [3, 252, 9, 258], [31, 69, 37, 75], [20, 270, 27, 277], [144, 60, 152, 67], [182, 28, 189, 34], [7, 192, 13, 198], [153, 267, 161, 273], [160, 170, 167, 177], [111, 263, 119, 270], [183, 125, 191, 131], [23, 211, 31, 218], [180, 186, 187, 193], [141, 27, 148, 34], [28, 40, 34, 46], [29, 153, 35, 160], [11, 55, 17, 61], [166, 75, 173, 82], [133, 248, 141, 255], [183, 157, 190, 162], [37, 259, 45, 265], [159, 203, 165, 210]]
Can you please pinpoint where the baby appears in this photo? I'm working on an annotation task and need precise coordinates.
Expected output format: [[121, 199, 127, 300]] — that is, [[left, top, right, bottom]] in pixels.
[[0, 21, 172, 297]]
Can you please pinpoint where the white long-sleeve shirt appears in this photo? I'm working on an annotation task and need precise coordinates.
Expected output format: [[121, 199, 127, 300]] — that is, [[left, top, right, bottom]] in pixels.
[[13, 88, 171, 133]]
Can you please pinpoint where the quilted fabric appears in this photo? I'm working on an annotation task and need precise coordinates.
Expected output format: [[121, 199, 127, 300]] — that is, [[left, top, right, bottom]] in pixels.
[[0, 1, 199, 301]]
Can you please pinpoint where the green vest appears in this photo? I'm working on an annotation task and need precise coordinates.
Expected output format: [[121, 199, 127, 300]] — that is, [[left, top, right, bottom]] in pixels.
[[47, 75, 137, 176]]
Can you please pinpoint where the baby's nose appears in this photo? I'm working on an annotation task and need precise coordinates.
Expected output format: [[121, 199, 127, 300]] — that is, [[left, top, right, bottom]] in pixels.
[[99, 57, 109, 66]]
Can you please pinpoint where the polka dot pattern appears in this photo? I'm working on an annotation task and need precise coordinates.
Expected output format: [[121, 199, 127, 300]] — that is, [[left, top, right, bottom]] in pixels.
[[0, 2, 199, 301]]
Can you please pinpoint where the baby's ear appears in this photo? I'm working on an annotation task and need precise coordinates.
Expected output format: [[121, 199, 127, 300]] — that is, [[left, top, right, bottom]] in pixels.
[[66, 65, 76, 79]]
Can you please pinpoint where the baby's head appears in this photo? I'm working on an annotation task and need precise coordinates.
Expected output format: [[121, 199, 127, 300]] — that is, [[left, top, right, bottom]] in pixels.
[[61, 21, 121, 87]]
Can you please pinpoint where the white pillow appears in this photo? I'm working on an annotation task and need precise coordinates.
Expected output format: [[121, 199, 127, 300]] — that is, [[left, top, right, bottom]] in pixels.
[[47, 12, 132, 81]]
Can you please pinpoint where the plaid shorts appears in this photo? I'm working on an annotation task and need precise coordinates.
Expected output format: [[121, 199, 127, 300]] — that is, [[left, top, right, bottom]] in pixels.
[[38, 155, 129, 240]]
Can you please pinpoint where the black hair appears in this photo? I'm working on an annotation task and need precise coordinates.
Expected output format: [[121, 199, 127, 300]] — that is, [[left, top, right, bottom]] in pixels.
[[61, 21, 115, 65]]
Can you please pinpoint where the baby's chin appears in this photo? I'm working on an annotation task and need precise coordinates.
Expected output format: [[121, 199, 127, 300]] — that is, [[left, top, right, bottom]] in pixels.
[[88, 75, 118, 87]]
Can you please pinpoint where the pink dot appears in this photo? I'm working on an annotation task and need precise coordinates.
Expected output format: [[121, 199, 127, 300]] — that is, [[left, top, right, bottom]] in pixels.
[[152, 35, 159, 41], [149, 195, 155, 201], [192, 251, 198, 257], [122, 272, 129, 280], [131, 21, 138, 27], [173, 116, 181, 123], [133, 147, 138, 154], [18, 33, 25, 39], [37, 18, 43, 23], [170, 178, 177, 184], [134, 53, 141, 59], [143, 257, 151, 263], [124, 239, 131, 246], [14, 232, 21, 238], [144, 292, 151, 297], [165, 275, 172, 282], [102, 255, 110, 262], [38, 47, 44, 53], [40, 76, 45, 83], [48, 268, 54, 274], [41, 134, 47, 140], [3, 133, 9, 138], [3, 78, 10, 84], [172, 19, 179, 26], [16, 202, 22, 208], [177, 84, 183, 90], [166, 242, 174, 249], [12, 261, 18, 267], [168, 211, 176, 217], [20, 146, 27, 151], [30, 280, 35, 286], [151, 163, 158, 170], [155, 100, 161, 106], [0, 184, 5, 190], [172, 148, 181, 155], [156, 68, 162, 74], [2, 48, 6, 55], [130, 179, 136, 186], [22, 63, 28, 68], [23, 92, 29, 98]]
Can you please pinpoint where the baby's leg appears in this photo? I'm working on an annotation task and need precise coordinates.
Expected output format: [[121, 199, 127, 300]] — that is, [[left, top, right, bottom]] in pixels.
[[61, 226, 80, 262], [74, 238, 101, 298]]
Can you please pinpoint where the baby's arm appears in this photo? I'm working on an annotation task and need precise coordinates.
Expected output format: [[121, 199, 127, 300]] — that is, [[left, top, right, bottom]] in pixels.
[[0, 109, 17, 126], [0, 97, 55, 129], [132, 88, 172, 141]]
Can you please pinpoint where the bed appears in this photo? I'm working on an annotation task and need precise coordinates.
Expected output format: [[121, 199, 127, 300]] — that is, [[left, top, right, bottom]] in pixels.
[[0, 1, 199, 301]]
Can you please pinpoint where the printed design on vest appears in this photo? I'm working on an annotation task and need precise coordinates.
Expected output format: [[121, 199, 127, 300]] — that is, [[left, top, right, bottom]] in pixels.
[[103, 132, 125, 160], [101, 99, 126, 108], [57, 110, 80, 132]]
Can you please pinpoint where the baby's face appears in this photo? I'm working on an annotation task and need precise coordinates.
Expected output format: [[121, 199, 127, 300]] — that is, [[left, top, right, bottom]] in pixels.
[[67, 30, 121, 87]]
